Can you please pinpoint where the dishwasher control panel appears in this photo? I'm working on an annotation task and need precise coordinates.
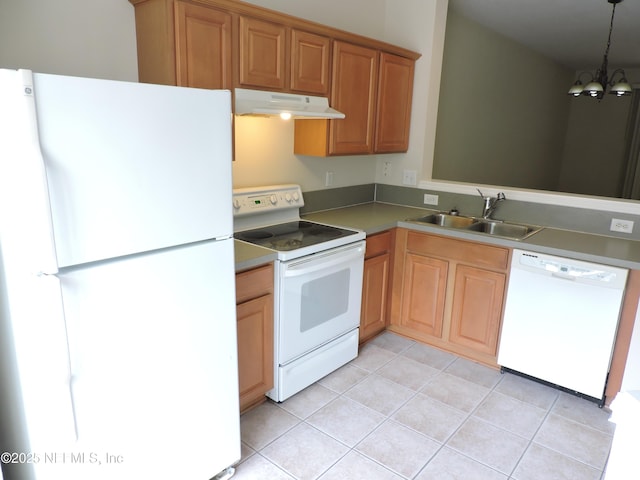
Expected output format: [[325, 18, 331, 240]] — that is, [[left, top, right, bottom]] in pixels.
[[519, 252, 618, 283]]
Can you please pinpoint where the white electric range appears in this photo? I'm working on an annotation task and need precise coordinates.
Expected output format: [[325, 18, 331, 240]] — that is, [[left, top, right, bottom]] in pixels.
[[233, 185, 365, 402]]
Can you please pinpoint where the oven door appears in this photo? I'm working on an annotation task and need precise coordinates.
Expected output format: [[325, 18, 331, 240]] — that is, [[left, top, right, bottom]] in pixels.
[[277, 241, 365, 365]]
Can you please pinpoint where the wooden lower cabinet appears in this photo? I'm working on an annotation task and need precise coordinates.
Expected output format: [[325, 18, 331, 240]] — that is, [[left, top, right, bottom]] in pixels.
[[390, 229, 509, 366], [449, 264, 506, 356], [605, 269, 640, 404], [235, 263, 274, 412], [399, 253, 447, 338], [360, 230, 394, 342]]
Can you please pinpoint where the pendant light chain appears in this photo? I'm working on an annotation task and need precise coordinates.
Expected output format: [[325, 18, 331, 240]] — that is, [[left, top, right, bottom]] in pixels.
[[603, 2, 617, 61]]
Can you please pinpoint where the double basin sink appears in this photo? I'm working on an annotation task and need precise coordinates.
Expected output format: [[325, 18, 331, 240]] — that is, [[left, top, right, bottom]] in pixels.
[[406, 213, 543, 241]]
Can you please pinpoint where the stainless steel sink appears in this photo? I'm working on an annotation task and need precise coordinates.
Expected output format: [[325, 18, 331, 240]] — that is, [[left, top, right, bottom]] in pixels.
[[467, 220, 542, 240], [406, 213, 543, 240], [409, 213, 478, 228]]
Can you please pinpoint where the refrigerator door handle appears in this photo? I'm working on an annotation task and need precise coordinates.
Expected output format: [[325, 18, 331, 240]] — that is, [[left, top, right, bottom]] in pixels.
[[68, 374, 80, 440], [19, 69, 59, 276], [25, 272, 80, 445]]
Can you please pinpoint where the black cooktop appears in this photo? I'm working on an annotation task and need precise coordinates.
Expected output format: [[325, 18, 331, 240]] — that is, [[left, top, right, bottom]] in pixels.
[[235, 220, 358, 252]]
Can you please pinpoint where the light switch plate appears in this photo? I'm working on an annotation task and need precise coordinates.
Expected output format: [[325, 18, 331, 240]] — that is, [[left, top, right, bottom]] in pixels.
[[325, 171, 334, 187], [402, 170, 417, 186]]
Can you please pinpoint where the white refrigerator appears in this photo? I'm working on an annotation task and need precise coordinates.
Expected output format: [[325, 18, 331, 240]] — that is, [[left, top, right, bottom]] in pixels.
[[0, 70, 240, 480]]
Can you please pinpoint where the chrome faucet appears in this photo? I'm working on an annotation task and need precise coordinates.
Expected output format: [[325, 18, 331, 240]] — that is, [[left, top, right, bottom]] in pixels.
[[477, 189, 506, 219]]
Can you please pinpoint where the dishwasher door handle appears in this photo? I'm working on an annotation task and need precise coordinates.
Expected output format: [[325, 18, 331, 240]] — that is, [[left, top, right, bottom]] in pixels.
[[551, 272, 576, 281]]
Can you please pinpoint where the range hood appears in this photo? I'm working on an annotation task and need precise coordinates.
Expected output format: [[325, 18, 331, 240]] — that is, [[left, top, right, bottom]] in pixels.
[[234, 88, 345, 119]]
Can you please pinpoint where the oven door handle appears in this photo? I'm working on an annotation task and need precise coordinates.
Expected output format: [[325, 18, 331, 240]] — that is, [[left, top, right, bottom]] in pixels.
[[283, 244, 364, 278]]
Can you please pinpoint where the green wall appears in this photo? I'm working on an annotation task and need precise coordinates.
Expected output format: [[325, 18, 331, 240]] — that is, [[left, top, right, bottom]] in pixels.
[[433, 9, 574, 191]]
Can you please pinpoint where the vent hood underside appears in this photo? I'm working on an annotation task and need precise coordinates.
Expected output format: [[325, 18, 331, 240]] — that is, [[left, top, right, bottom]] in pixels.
[[234, 88, 345, 119]]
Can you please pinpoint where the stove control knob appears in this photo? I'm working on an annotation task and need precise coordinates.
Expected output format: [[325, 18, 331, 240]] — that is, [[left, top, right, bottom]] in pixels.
[[233, 198, 241, 209], [285, 193, 292, 202], [292, 192, 300, 202], [270, 194, 278, 205]]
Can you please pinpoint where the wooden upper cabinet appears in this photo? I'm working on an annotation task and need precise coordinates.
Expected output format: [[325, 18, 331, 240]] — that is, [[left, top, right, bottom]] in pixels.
[[294, 45, 416, 157], [130, 0, 420, 154], [375, 52, 415, 153], [329, 41, 378, 155], [174, 1, 232, 89], [290, 30, 331, 95], [239, 16, 287, 90]]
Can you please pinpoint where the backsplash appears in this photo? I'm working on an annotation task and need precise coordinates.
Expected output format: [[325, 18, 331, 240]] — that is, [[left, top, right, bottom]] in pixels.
[[300, 184, 375, 214], [302, 183, 640, 242]]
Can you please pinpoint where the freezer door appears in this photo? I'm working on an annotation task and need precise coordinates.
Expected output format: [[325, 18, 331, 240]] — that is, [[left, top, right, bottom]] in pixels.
[[57, 240, 240, 479], [30, 72, 233, 267]]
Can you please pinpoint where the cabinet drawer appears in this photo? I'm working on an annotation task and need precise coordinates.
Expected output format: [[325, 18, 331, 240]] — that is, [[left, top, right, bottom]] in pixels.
[[236, 263, 274, 304], [406, 231, 508, 271], [365, 230, 393, 258]]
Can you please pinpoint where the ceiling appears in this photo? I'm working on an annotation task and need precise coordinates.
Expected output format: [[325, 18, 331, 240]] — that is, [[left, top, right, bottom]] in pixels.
[[449, 0, 640, 71]]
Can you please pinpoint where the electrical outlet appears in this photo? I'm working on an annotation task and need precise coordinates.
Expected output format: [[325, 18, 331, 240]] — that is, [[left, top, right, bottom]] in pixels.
[[402, 170, 417, 186], [382, 161, 392, 177], [423, 193, 439, 205], [610, 218, 634, 233], [325, 171, 334, 187]]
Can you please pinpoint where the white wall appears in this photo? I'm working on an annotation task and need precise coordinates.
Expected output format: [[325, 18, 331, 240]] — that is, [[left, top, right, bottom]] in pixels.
[[0, 0, 137, 81], [239, 0, 387, 39]]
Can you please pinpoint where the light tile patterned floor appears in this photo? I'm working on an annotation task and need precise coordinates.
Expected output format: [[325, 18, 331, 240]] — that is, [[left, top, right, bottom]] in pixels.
[[234, 332, 615, 479]]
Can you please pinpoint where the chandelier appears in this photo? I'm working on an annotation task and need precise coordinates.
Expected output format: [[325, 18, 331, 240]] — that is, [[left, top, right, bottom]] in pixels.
[[567, 0, 632, 99]]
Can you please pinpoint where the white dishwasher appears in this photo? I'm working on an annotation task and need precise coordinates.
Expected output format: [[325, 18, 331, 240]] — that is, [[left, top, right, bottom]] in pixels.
[[498, 249, 628, 406]]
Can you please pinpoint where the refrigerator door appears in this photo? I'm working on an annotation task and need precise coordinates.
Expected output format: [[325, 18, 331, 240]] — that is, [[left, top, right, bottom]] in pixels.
[[2, 70, 240, 480], [57, 239, 240, 479], [28, 71, 233, 267]]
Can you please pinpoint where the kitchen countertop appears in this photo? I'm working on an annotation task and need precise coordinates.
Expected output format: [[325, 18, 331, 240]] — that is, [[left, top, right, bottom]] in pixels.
[[235, 202, 640, 271], [234, 239, 277, 272], [305, 202, 640, 270]]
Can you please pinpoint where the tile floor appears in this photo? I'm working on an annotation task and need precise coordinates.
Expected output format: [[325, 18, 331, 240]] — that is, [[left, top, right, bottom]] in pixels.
[[234, 332, 616, 479]]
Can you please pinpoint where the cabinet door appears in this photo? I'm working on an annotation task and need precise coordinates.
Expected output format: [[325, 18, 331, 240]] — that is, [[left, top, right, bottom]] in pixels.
[[174, 1, 232, 89], [329, 41, 378, 155], [239, 16, 287, 90], [449, 265, 505, 356], [360, 252, 390, 342], [400, 253, 448, 338], [291, 30, 331, 95], [237, 294, 274, 412], [375, 52, 415, 153]]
